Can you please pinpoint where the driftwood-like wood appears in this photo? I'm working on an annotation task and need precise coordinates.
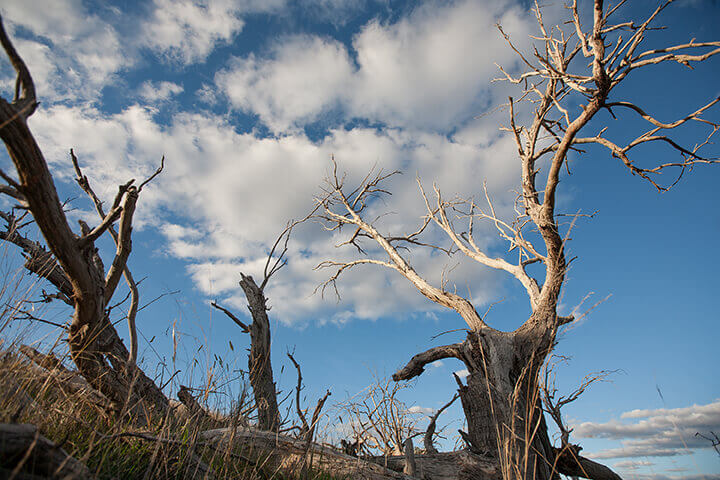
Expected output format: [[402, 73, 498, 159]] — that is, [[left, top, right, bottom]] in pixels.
[[212, 274, 281, 432], [402, 438, 416, 477], [375, 451, 499, 480], [18, 345, 111, 410], [0, 423, 93, 479], [201, 427, 418, 480], [554, 445, 622, 480], [239, 274, 280, 432]]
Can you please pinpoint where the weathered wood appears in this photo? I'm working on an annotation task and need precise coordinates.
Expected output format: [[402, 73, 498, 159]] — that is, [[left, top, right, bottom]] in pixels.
[[239, 274, 281, 432], [0, 423, 93, 479], [554, 445, 622, 480], [424, 394, 458, 455], [177, 385, 224, 429], [18, 346, 111, 410], [213, 273, 281, 433], [0, 17, 169, 421], [402, 438, 416, 477], [375, 451, 500, 480], [201, 427, 417, 479]]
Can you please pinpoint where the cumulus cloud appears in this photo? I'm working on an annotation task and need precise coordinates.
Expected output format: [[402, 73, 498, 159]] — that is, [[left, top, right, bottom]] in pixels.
[[139, 81, 184, 102], [215, 0, 534, 133], [216, 35, 354, 132], [141, 0, 285, 64], [0, 0, 128, 102], [7, 0, 541, 328], [574, 399, 720, 460], [348, 0, 532, 130], [26, 101, 519, 325]]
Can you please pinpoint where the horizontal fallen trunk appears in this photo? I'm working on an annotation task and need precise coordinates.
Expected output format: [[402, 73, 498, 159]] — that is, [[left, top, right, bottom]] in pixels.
[[17, 346, 112, 411], [373, 451, 500, 480], [0, 423, 93, 479], [201, 427, 418, 479]]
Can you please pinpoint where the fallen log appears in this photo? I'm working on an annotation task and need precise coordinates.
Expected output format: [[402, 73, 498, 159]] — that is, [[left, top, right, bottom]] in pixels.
[[0, 423, 93, 479], [201, 427, 418, 479], [373, 451, 500, 480]]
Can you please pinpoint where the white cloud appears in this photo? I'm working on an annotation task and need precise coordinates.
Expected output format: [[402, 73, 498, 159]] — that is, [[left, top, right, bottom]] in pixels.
[[1, 0, 128, 103], [196, 83, 220, 105], [10, 0, 537, 327], [214, 0, 533, 133], [141, 0, 285, 64], [216, 35, 354, 133], [408, 405, 434, 415], [613, 460, 654, 471], [348, 0, 531, 130], [139, 81, 184, 102], [574, 399, 720, 459], [26, 101, 519, 326]]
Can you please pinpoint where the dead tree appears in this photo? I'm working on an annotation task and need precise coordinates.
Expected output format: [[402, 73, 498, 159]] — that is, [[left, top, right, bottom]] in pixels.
[[315, 2, 720, 479], [210, 222, 304, 431], [336, 373, 421, 457], [0, 16, 168, 418]]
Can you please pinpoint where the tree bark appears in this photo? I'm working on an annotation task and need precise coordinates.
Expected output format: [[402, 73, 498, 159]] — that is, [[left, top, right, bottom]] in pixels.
[[201, 427, 416, 480], [396, 325, 559, 480], [0, 19, 168, 421], [238, 274, 280, 432], [0, 423, 94, 479], [554, 445, 622, 480]]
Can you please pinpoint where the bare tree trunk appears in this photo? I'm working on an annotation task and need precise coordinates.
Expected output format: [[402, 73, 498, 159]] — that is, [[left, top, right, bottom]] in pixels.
[[239, 274, 280, 431], [212, 272, 284, 432], [453, 329, 556, 480], [0, 17, 168, 420]]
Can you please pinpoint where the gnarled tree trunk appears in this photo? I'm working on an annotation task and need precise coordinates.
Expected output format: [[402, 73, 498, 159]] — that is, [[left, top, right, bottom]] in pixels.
[[0, 17, 168, 420]]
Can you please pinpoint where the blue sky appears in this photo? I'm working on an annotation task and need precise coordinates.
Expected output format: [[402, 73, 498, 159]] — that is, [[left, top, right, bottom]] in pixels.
[[0, 0, 719, 478]]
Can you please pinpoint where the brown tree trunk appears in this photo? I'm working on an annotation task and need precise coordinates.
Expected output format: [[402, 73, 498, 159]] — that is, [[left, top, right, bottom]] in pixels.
[[0, 20, 168, 421], [239, 274, 280, 432], [455, 327, 557, 480]]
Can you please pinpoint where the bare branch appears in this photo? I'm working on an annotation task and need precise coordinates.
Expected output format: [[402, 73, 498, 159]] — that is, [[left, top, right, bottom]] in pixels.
[[0, 14, 36, 117], [424, 393, 459, 454], [393, 344, 464, 382], [138, 156, 164, 192], [211, 301, 250, 333]]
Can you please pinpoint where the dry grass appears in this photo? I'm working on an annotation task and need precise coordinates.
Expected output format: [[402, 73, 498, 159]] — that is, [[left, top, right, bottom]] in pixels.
[[0, 343, 351, 479], [0, 257, 346, 480]]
